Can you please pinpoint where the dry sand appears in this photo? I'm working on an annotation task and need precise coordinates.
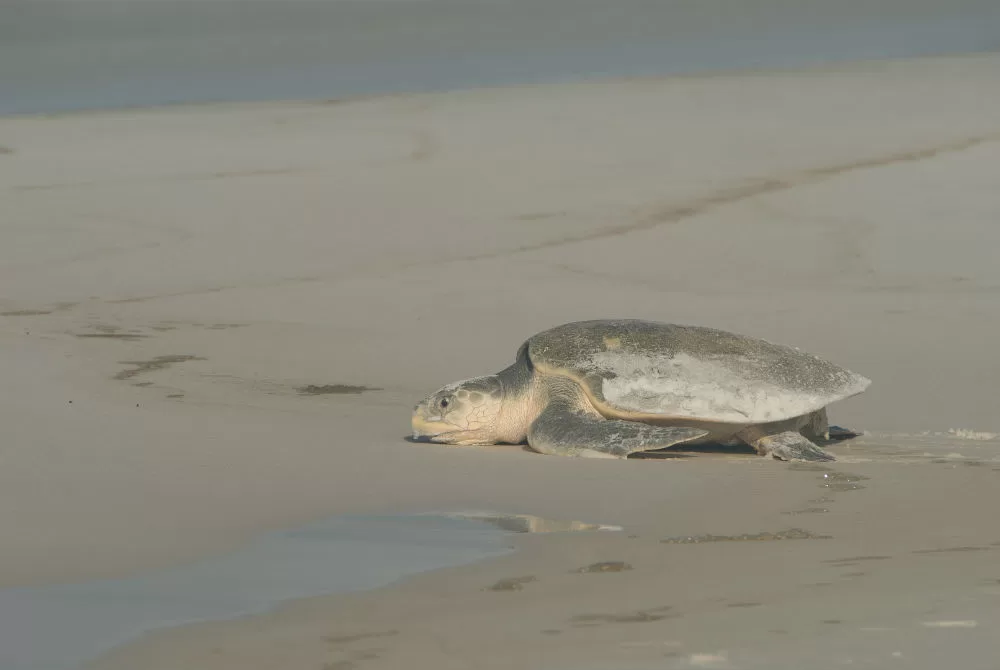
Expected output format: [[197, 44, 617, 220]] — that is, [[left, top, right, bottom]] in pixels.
[[1, 53, 1000, 669]]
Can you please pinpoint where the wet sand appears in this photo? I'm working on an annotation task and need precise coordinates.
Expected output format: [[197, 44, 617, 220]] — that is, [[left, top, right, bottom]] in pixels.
[[1, 52, 1000, 668], [93, 440, 1000, 670], [4, 513, 586, 670]]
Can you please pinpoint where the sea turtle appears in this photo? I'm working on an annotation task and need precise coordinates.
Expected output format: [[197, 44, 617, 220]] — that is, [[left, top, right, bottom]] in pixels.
[[411, 319, 870, 462]]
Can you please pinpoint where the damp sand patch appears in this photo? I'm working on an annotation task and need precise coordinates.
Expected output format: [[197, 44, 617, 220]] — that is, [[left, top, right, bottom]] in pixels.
[[298, 384, 382, 395], [661, 528, 832, 544], [76, 333, 149, 341], [114, 355, 206, 380]]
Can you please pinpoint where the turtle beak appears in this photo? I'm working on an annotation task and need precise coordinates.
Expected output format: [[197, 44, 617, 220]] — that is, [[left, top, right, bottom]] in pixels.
[[410, 402, 451, 442], [411, 404, 482, 445], [411, 418, 443, 441]]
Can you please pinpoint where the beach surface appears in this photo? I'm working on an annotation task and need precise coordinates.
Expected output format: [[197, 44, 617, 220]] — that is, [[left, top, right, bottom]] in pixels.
[[2, 53, 1000, 669]]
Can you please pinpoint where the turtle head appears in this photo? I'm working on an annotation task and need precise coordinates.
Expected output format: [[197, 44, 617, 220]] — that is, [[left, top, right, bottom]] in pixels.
[[411, 375, 507, 446]]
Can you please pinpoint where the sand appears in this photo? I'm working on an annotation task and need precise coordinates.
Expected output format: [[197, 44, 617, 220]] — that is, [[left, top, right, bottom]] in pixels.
[[1, 52, 1000, 669]]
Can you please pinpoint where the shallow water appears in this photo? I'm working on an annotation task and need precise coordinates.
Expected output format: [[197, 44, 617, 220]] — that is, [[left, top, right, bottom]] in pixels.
[[0, 512, 613, 670], [2, 0, 1000, 115]]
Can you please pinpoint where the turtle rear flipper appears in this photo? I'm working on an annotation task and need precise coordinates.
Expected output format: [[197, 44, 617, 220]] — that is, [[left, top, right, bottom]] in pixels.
[[827, 425, 863, 441], [744, 430, 836, 462], [527, 400, 708, 459]]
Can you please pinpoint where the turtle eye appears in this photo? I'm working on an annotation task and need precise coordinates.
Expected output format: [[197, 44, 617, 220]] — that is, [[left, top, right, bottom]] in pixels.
[[439, 397, 450, 409]]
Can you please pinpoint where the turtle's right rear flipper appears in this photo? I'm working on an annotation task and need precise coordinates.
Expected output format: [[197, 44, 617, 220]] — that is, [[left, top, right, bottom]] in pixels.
[[827, 425, 863, 441], [745, 430, 836, 462]]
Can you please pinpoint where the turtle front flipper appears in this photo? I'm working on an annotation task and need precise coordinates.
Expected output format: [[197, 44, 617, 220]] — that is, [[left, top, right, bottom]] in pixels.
[[527, 400, 708, 459]]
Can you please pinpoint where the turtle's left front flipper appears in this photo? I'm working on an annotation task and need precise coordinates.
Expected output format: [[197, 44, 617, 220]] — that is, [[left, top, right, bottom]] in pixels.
[[527, 400, 708, 459]]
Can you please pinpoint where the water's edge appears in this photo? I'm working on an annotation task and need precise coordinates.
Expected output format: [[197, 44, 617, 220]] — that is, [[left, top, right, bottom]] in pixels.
[[0, 512, 620, 670], [3, 0, 999, 117]]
